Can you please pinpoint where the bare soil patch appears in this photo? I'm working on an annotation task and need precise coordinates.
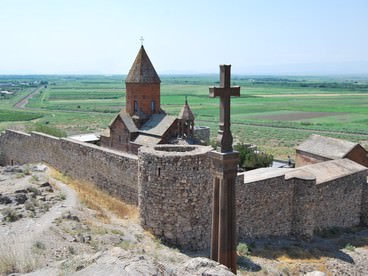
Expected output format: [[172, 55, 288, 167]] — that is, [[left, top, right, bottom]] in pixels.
[[255, 111, 342, 121]]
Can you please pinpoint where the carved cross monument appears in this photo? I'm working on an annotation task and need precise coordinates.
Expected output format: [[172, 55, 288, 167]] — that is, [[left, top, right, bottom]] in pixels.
[[209, 65, 240, 274], [209, 65, 240, 152]]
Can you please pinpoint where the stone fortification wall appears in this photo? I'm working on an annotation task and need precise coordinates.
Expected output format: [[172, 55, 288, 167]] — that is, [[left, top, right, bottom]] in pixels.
[[138, 145, 213, 250], [194, 126, 210, 144], [237, 162, 368, 241], [0, 130, 138, 205], [313, 172, 366, 229], [0, 130, 33, 164], [2, 129, 368, 250], [138, 147, 368, 247], [236, 172, 294, 239], [362, 179, 368, 225], [286, 172, 316, 239]]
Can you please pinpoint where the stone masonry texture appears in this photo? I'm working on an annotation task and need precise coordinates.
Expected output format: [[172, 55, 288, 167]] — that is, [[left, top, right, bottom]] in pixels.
[[362, 180, 368, 225], [0, 129, 367, 250], [288, 175, 316, 239], [138, 145, 213, 250], [193, 126, 210, 144], [0, 130, 138, 205], [236, 174, 294, 239], [313, 172, 366, 229]]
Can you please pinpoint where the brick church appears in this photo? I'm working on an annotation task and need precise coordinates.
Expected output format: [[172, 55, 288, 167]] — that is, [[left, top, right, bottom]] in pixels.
[[100, 46, 197, 154]]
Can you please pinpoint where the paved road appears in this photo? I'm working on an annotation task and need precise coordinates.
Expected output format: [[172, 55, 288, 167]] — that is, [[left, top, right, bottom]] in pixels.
[[14, 85, 43, 109]]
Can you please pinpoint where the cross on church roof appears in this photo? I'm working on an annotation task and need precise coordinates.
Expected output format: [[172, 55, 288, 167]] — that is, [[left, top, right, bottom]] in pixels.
[[140, 36, 144, 46], [209, 65, 240, 152]]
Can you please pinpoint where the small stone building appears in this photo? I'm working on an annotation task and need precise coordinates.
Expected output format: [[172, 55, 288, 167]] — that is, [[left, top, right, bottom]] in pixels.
[[100, 45, 200, 154], [177, 98, 195, 139], [295, 134, 368, 167]]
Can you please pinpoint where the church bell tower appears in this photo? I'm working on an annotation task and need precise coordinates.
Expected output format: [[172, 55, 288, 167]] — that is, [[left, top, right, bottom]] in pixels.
[[125, 46, 161, 126]]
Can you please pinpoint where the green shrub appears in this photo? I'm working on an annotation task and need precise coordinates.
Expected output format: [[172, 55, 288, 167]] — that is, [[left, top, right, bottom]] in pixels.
[[237, 242, 249, 256], [344, 243, 355, 251], [27, 122, 67, 138], [234, 143, 273, 170], [117, 240, 132, 250], [1, 208, 22, 222], [23, 166, 32, 175], [58, 192, 66, 200], [27, 187, 41, 198], [24, 200, 35, 211], [68, 246, 76, 255]]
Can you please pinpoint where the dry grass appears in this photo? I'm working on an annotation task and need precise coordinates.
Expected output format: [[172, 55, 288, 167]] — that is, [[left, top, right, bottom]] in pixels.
[[256, 246, 325, 263], [48, 167, 138, 222], [278, 246, 321, 261], [251, 245, 329, 274], [253, 243, 326, 261], [0, 237, 41, 274]]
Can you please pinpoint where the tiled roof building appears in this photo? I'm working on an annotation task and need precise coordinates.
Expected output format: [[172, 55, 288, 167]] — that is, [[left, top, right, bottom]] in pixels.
[[295, 134, 368, 167]]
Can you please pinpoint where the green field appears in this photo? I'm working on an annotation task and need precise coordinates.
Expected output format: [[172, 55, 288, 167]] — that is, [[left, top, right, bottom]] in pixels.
[[1, 75, 368, 159]]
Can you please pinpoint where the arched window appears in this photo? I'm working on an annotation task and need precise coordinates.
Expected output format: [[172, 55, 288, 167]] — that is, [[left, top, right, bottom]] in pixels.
[[151, 100, 155, 112], [134, 100, 138, 112]]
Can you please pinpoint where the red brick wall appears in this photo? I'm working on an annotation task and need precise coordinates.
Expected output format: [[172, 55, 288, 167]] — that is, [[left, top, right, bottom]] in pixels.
[[126, 83, 160, 116]]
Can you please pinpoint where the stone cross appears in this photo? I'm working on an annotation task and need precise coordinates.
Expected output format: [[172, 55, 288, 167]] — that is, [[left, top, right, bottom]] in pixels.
[[209, 65, 240, 153], [209, 64, 240, 274]]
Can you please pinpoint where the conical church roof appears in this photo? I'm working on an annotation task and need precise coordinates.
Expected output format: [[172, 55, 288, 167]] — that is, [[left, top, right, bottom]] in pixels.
[[178, 98, 194, 120], [125, 46, 161, 83]]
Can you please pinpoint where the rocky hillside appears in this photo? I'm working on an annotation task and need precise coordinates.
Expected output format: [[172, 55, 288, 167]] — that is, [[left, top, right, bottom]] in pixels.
[[0, 164, 367, 275], [0, 164, 233, 276]]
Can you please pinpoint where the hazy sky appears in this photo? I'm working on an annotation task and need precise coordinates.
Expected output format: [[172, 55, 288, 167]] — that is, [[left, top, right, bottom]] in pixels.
[[1, 0, 368, 75]]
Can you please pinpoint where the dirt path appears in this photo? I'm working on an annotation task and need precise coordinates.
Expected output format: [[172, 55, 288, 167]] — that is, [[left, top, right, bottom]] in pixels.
[[0, 175, 78, 249], [13, 85, 43, 109]]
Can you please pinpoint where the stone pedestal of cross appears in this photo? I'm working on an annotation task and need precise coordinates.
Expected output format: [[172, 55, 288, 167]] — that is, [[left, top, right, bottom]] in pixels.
[[209, 65, 240, 274]]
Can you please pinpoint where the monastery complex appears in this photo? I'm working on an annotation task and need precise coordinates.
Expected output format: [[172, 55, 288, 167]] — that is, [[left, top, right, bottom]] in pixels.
[[0, 45, 367, 257]]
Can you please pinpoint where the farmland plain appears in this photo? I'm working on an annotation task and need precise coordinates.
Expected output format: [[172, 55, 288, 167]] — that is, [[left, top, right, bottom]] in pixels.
[[1, 75, 368, 159]]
